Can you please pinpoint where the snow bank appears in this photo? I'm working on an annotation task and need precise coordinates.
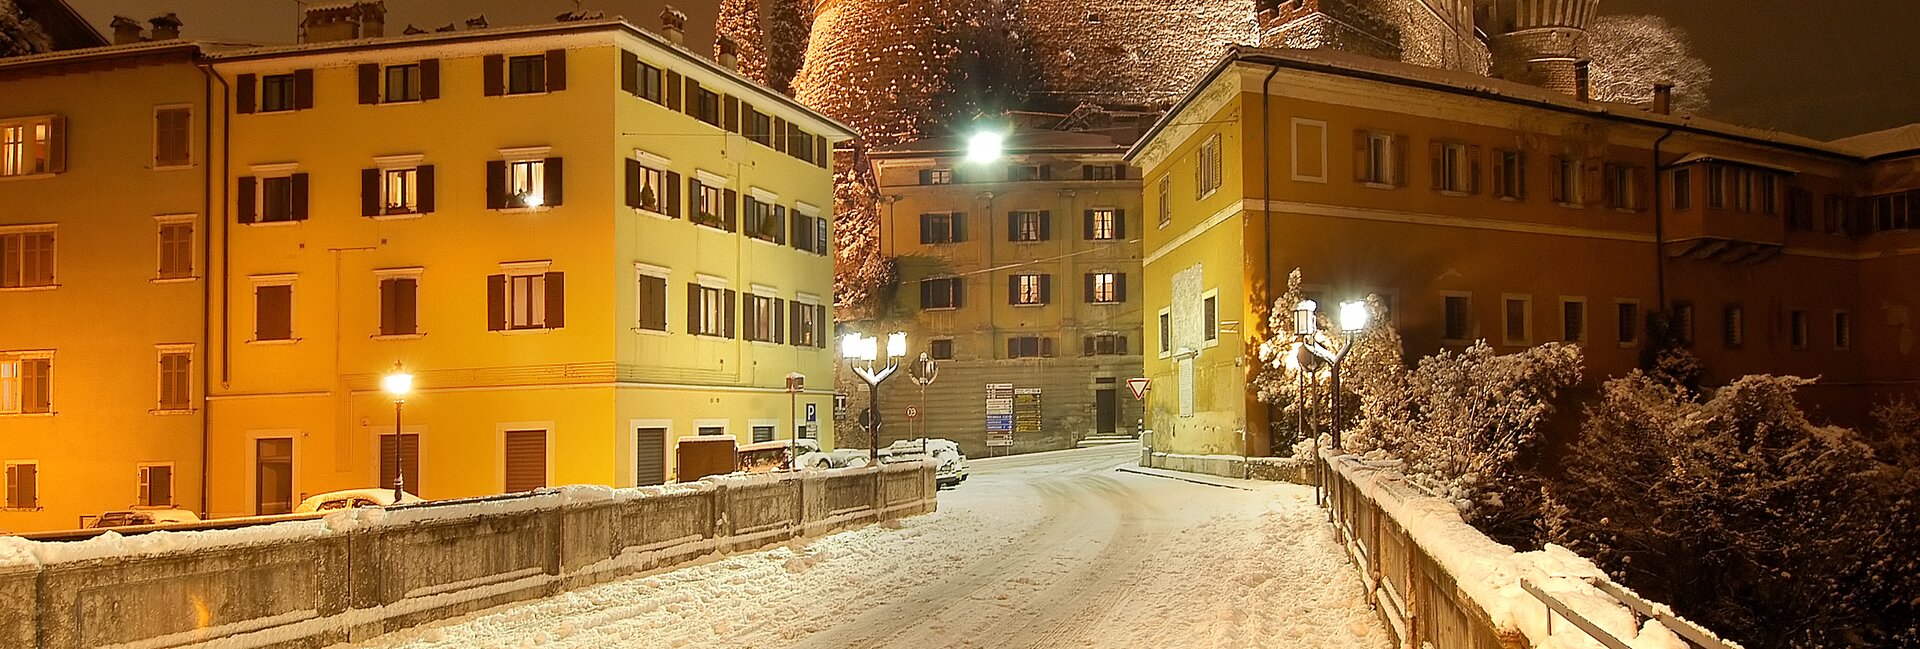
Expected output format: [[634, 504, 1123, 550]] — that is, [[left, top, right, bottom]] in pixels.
[[1326, 455, 1734, 649]]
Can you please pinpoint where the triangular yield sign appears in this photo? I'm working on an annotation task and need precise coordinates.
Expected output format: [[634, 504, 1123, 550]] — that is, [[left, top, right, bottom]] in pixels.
[[1126, 377, 1150, 400]]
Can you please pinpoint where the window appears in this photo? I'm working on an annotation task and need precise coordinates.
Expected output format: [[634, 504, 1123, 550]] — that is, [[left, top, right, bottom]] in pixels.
[[4, 462, 36, 509], [382, 167, 419, 214], [635, 271, 668, 332], [255, 283, 293, 341], [508, 159, 547, 208], [1834, 311, 1852, 351], [744, 293, 782, 343], [138, 464, 173, 507], [694, 88, 722, 126], [379, 433, 421, 494], [1158, 176, 1171, 228], [1011, 274, 1049, 306], [384, 64, 421, 102], [920, 168, 953, 185], [508, 54, 547, 94], [0, 230, 56, 288], [1443, 294, 1472, 341], [1870, 191, 1917, 232], [1008, 336, 1054, 359], [379, 276, 419, 336], [1493, 149, 1524, 199], [1786, 189, 1816, 231], [508, 273, 554, 330], [793, 213, 829, 254], [1085, 208, 1122, 241], [1086, 272, 1124, 304], [1084, 164, 1118, 180], [1707, 166, 1726, 209], [485, 268, 565, 332], [698, 426, 726, 436], [1672, 168, 1693, 210], [1707, 164, 1782, 215], [1790, 309, 1808, 350], [261, 73, 298, 112], [154, 107, 191, 167], [1432, 142, 1475, 193], [1673, 301, 1696, 347], [690, 284, 734, 337], [1084, 333, 1128, 356], [0, 116, 56, 177], [752, 425, 776, 444], [1008, 165, 1044, 182], [157, 348, 191, 411], [921, 277, 962, 310], [747, 109, 774, 146], [744, 196, 785, 242], [694, 181, 728, 228], [503, 429, 547, 492], [929, 339, 954, 360], [1360, 132, 1393, 185], [1009, 211, 1048, 242], [1203, 293, 1219, 342], [1550, 156, 1580, 204], [1195, 133, 1222, 197], [625, 157, 675, 215], [1606, 164, 1638, 210], [638, 62, 665, 104], [1723, 305, 1745, 348], [791, 302, 825, 347], [239, 171, 308, 224], [157, 220, 193, 279], [1503, 296, 1531, 345], [1158, 309, 1172, 355], [1562, 299, 1586, 342], [0, 353, 52, 414], [920, 212, 964, 244], [1617, 301, 1640, 346]]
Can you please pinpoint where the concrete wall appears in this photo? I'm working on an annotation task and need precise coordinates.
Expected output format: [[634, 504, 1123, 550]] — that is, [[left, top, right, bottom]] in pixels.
[[0, 463, 934, 649], [1140, 449, 1317, 485]]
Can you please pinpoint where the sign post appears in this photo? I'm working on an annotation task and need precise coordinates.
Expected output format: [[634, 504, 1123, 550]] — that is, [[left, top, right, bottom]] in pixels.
[[985, 383, 1014, 453], [786, 373, 804, 470]]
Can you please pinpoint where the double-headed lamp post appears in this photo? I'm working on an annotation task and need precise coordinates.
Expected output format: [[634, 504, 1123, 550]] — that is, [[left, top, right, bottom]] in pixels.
[[380, 363, 413, 502], [843, 331, 907, 463], [1296, 299, 1370, 449]]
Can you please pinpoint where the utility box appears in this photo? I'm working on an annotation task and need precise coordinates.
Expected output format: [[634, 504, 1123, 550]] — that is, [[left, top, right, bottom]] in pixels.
[[675, 436, 738, 482]]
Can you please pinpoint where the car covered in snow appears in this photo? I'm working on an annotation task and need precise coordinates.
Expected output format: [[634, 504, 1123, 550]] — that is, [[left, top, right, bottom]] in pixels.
[[882, 438, 968, 487], [86, 508, 201, 529], [738, 438, 869, 471], [294, 488, 425, 513]]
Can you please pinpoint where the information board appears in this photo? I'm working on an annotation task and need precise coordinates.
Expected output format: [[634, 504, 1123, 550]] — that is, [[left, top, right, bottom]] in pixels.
[[985, 383, 1015, 447], [1014, 388, 1043, 436]]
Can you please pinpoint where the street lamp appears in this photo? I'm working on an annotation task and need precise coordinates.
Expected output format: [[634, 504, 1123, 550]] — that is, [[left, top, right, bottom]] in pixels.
[[966, 131, 1004, 165], [908, 352, 939, 447], [843, 331, 907, 463], [786, 372, 805, 471], [1298, 299, 1371, 449], [381, 362, 413, 502]]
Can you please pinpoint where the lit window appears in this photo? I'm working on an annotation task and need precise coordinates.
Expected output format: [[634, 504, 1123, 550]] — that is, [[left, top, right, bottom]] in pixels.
[[0, 117, 54, 177], [1088, 272, 1121, 304], [383, 167, 418, 214], [923, 169, 953, 185], [1363, 133, 1392, 185], [1012, 274, 1047, 305], [692, 285, 731, 337], [1494, 150, 1523, 199], [1087, 209, 1119, 240]]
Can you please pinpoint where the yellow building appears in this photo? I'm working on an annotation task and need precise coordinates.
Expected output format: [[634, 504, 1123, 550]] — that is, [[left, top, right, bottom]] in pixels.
[[0, 42, 216, 531], [202, 19, 853, 516], [1130, 47, 1920, 462]]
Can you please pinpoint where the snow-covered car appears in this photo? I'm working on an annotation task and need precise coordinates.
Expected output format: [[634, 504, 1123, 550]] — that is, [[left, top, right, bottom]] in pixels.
[[87, 508, 201, 528], [294, 488, 425, 513], [884, 438, 968, 487]]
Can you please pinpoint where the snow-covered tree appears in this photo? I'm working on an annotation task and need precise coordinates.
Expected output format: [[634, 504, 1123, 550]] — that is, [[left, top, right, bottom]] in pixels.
[[1545, 374, 1919, 648], [0, 0, 52, 57], [715, 0, 770, 85], [831, 145, 896, 318], [762, 0, 811, 94], [927, 0, 1043, 124], [1250, 269, 1404, 453], [1588, 15, 1713, 114]]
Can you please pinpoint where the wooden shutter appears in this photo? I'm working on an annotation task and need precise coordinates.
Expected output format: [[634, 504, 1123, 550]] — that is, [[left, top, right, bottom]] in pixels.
[[1115, 273, 1127, 302], [621, 50, 639, 95], [1429, 141, 1446, 191], [1515, 153, 1527, 199], [1114, 209, 1127, 239], [396, 278, 417, 335], [1467, 145, 1483, 194], [950, 278, 964, 308], [417, 165, 435, 213], [796, 212, 811, 247], [544, 49, 567, 91], [774, 206, 787, 244], [1039, 274, 1052, 304], [290, 173, 310, 220], [1602, 163, 1619, 208], [420, 59, 440, 99], [921, 279, 934, 309], [1039, 337, 1054, 358], [723, 289, 737, 338], [1583, 158, 1605, 207], [1083, 210, 1096, 239], [814, 305, 827, 347], [1352, 130, 1370, 181], [687, 283, 702, 334], [544, 157, 564, 206], [1114, 163, 1128, 180], [361, 168, 381, 216], [379, 278, 397, 335], [483, 54, 505, 96], [1083, 165, 1095, 180], [378, 434, 420, 493], [1392, 135, 1410, 187], [665, 70, 682, 110], [1006, 213, 1017, 241], [502, 430, 547, 492], [789, 300, 802, 344], [293, 69, 314, 110], [635, 427, 667, 486], [1007, 275, 1019, 304], [237, 176, 257, 223], [723, 188, 738, 231], [743, 195, 758, 234], [490, 159, 510, 209], [358, 63, 380, 104], [544, 272, 564, 328], [1039, 211, 1051, 240], [1083, 336, 1094, 356], [236, 74, 257, 113], [1038, 164, 1053, 181], [724, 96, 740, 132], [816, 136, 830, 167], [918, 169, 933, 185], [1493, 151, 1508, 196], [1548, 157, 1566, 202], [683, 77, 701, 118], [920, 214, 934, 244], [1007, 338, 1018, 358], [257, 285, 292, 340], [1635, 167, 1653, 212], [1083, 273, 1096, 302], [486, 274, 506, 331], [625, 159, 642, 208], [772, 298, 786, 343], [45, 116, 65, 174], [665, 171, 682, 217]]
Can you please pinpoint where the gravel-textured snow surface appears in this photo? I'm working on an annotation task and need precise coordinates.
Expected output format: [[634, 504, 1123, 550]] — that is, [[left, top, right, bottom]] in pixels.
[[332, 445, 1388, 649]]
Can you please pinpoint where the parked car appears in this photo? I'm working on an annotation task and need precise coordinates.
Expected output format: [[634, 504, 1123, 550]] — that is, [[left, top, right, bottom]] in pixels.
[[294, 488, 425, 513], [736, 438, 870, 472], [87, 508, 201, 529], [884, 438, 969, 487]]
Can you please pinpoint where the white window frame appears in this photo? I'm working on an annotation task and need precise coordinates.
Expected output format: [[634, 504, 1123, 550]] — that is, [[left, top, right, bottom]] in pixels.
[[248, 273, 299, 344], [497, 146, 551, 211], [693, 274, 731, 338], [137, 461, 176, 507], [1364, 132, 1394, 187], [248, 162, 302, 224], [384, 62, 423, 103], [153, 104, 194, 170], [1290, 118, 1328, 183], [373, 266, 426, 339], [1559, 296, 1587, 343], [0, 350, 54, 416], [1201, 289, 1220, 348], [1502, 293, 1533, 347], [0, 223, 58, 290], [634, 262, 670, 336], [633, 149, 673, 218], [1439, 142, 1470, 194], [1495, 149, 1524, 200], [501, 263, 550, 331], [1157, 175, 1172, 229], [155, 343, 194, 413], [4, 460, 38, 510], [373, 154, 426, 218], [154, 214, 197, 282], [0, 115, 53, 178], [1158, 307, 1172, 359], [1011, 211, 1044, 242], [746, 285, 779, 344], [693, 418, 732, 440]]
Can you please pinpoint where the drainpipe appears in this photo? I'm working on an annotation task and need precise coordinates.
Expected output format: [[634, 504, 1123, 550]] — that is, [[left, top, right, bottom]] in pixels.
[[195, 59, 229, 520], [1256, 59, 1281, 460], [1653, 128, 1675, 313]]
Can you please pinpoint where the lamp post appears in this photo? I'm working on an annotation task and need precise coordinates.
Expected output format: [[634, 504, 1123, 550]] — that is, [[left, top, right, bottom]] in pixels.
[[380, 363, 413, 502], [908, 352, 938, 449], [1297, 299, 1370, 450], [843, 331, 907, 463]]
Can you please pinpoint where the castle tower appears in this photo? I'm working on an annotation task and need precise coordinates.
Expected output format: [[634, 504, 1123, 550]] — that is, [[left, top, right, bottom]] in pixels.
[[791, 0, 983, 144], [1256, 0, 1488, 73], [1481, 0, 1601, 96]]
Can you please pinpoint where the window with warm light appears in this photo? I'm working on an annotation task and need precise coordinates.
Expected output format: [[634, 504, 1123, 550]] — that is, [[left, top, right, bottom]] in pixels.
[[1011, 274, 1048, 306], [508, 160, 545, 207]]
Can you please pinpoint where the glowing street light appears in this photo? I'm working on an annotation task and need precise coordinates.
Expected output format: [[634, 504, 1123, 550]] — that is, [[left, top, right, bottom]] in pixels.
[[1297, 299, 1374, 449], [843, 331, 907, 463], [382, 362, 414, 502], [966, 131, 1004, 165], [1339, 300, 1370, 333]]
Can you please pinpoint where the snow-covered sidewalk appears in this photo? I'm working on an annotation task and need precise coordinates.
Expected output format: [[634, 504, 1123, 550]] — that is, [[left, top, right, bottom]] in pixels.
[[333, 446, 1387, 649]]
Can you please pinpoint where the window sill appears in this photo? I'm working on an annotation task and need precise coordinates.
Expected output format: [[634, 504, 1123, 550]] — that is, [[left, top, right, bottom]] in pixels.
[[0, 172, 56, 182], [691, 332, 732, 340], [1497, 196, 1523, 203], [498, 328, 556, 335], [1556, 202, 1585, 209], [151, 276, 199, 284], [1361, 182, 1395, 190], [0, 284, 59, 292], [1012, 303, 1047, 308], [631, 207, 674, 221], [150, 408, 197, 416], [245, 220, 304, 227], [377, 98, 425, 106], [1086, 237, 1121, 243], [631, 327, 670, 337], [495, 206, 553, 215], [1438, 190, 1470, 197], [502, 90, 553, 98], [1010, 239, 1046, 245], [749, 340, 785, 348], [371, 333, 426, 341], [1090, 301, 1124, 306], [921, 306, 959, 312], [692, 220, 732, 233], [152, 163, 195, 172], [1202, 338, 1220, 349], [748, 237, 784, 248], [1158, 351, 1172, 360], [1612, 207, 1640, 214], [248, 338, 301, 345], [0, 507, 44, 512], [0, 412, 54, 418], [372, 212, 426, 221], [1618, 342, 1641, 350]]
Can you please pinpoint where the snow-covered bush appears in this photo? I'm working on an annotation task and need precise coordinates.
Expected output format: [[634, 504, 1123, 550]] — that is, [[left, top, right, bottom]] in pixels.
[[831, 146, 898, 318], [1589, 15, 1713, 114], [1250, 269, 1404, 454], [1545, 373, 1919, 648], [1, 0, 53, 57]]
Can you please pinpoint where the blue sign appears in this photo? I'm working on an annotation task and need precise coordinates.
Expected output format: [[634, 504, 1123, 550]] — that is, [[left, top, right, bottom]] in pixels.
[[805, 403, 817, 423]]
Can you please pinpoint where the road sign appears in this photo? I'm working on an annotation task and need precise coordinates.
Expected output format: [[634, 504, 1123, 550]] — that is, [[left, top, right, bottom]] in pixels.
[[805, 403, 817, 423], [985, 383, 1015, 447], [1126, 377, 1150, 401], [906, 405, 919, 419]]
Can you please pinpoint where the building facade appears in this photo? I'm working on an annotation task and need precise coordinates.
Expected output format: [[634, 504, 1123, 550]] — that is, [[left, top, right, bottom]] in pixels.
[[0, 42, 214, 531], [1130, 46, 1920, 459], [845, 127, 1145, 456]]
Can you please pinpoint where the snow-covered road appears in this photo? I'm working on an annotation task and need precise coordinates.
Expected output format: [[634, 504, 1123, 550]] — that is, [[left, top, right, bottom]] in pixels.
[[335, 445, 1389, 649]]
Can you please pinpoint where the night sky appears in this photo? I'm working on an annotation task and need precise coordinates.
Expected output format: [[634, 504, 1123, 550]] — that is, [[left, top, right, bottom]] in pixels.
[[65, 0, 1920, 141]]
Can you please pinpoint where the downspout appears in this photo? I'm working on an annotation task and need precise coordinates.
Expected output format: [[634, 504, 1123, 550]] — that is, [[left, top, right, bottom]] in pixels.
[[1255, 60, 1280, 461], [1653, 128, 1675, 312], [195, 59, 229, 519]]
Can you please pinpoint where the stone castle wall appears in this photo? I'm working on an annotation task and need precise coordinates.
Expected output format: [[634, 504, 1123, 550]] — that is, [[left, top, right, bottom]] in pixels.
[[1015, 0, 1258, 108]]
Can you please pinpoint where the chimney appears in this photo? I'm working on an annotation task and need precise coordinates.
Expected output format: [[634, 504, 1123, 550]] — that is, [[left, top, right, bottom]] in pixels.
[[1574, 60, 1591, 102], [361, 4, 386, 38], [716, 35, 739, 70], [1651, 83, 1675, 115], [148, 13, 183, 41], [660, 7, 688, 45], [301, 1, 386, 43], [110, 16, 144, 44]]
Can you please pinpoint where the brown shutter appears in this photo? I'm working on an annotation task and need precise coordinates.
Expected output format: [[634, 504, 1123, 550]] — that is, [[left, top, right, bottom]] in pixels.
[[723, 188, 738, 231], [362, 168, 381, 216], [544, 49, 567, 91], [379, 278, 396, 336], [665, 70, 682, 110], [1548, 157, 1565, 202], [724, 95, 740, 132], [397, 278, 417, 334], [1516, 153, 1527, 199], [815, 305, 827, 347], [290, 173, 310, 220], [625, 158, 642, 208], [1392, 135, 1410, 186], [483, 54, 505, 96], [543, 157, 563, 206], [486, 274, 506, 331], [1083, 336, 1094, 356], [1114, 209, 1127, 239], [236, 74, 257, 113], [774, 206, 787, 244], [1584, 158, 1605, 207], [420, 59, 440, 100], [1429, 140, 1445, 191], [544, 272, 564, 328], [257, 285, 292, 340], [1006, 212, 1017, 240], [921, 279, 934, 309], [773, 298, 786, 343], [1084, 273, 1096, 302], [47, 116, 66, 173], [683, 78, 701, 117], [293, 69, 314, 110], [1039, 274, 1052, 304], [723, 289, 737, 338], [1083, 210, 1096, 239], [1007, 338, 1017, 358], [1114, 163, 1128, 180], [502, 430, 547, 492], [238, 176, 257, 223], [621, 50, 639, 95], [688, 283, 701, 334], [1038, 211, 1051, 240], [1039, 337, 1054, 357], [793, 212, 807, 248], [1467, 145, 1483, 194], [417, 164, 435, 213], [1083, 165, 1095, 180], [486, 160, 506, 209], [1635, 167, 1652, 212], [816, 135, 830, 168], [789, 300, 802, 344], [1493, 151, 1508, 196], [1602, 163, 1619, 207], [1353, 130, 1369, 181], [358, 63, 380, 104], [665, 171, 682, 217], [1115, 273, 1128, 302], [1008, 275, 1019, 304]]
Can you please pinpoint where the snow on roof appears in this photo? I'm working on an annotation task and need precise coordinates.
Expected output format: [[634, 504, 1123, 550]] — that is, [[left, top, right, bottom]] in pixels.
[[1671, 153, 1801, 174], [0, 39, 201, 71], [1830, 124, 1920, 159]]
